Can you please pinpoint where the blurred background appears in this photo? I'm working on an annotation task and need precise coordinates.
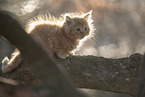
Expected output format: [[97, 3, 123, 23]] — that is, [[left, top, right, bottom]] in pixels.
[[0, 0, 145, 97]]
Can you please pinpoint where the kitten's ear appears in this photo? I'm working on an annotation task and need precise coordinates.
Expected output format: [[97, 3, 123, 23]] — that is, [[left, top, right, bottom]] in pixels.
[[84, 10, 92, 21], [66, 16, 72, 21], [66, 16, 73, 26], [84, 13, 90, 21]]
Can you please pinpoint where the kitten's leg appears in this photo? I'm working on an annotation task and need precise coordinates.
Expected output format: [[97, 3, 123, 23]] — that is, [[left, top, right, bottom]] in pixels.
[[56, 51, 69, 59], [2, 49, 23, 73]]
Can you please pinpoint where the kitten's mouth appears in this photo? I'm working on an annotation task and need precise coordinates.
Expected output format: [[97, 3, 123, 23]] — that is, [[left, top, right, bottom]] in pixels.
[[77, 35, 85, 39]]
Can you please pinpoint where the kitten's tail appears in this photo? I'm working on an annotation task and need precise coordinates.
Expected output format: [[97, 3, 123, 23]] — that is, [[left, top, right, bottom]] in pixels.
[[1, 49, 23, 73]]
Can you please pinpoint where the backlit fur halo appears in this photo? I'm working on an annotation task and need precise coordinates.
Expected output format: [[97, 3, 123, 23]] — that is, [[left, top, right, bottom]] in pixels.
[[26, 10, 96, 53]]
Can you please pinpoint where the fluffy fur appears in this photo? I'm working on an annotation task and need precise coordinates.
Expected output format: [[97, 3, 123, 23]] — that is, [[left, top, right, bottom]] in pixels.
[[2, 11, 95, 73]]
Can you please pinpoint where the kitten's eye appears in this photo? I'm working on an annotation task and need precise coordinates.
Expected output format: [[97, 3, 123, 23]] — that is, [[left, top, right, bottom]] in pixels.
[[84, 27, 87, 31], [76, 28, 81, 32]]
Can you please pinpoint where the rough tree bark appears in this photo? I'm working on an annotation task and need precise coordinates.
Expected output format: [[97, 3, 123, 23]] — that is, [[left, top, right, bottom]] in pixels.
[[136, 53, 145, 97], [0, 53, 142, 97]]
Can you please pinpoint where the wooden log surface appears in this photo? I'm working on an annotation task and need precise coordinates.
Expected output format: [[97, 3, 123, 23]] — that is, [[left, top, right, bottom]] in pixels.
[[0, 53, 142, 97]]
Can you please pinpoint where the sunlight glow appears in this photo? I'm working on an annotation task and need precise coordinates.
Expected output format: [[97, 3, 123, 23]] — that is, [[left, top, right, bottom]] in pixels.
[[21, 0, 39, 15], [97, 41, 133, 58]]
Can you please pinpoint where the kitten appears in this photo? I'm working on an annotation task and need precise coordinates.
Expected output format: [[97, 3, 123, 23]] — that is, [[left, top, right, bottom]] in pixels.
[[2, 11, 95, 73]]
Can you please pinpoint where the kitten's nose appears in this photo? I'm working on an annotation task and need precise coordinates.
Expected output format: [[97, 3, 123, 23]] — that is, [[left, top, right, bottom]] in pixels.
[[81, 32, 85, 36], [80, 32, 85, 38], [80, 31, 84, 35]]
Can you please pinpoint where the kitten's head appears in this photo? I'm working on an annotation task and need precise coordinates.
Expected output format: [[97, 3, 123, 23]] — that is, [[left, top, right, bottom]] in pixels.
[[62, 13, 91, 40]]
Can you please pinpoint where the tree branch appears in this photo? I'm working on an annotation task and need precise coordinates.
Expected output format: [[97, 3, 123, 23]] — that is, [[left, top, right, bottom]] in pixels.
[[136, 53, 145, 97], [59, 54, 142, 97], [0, 53, 142, 97]]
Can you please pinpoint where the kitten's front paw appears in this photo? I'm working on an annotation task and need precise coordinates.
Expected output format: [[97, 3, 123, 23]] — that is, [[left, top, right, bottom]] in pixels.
[[57, 53, 69, 59], [2, 57, 10, 73]]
